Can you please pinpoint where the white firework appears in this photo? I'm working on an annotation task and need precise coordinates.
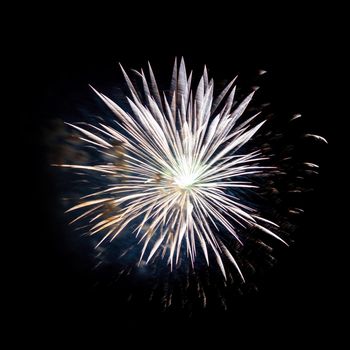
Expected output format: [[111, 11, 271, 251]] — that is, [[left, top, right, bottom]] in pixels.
[[59, 58, 288, 281]]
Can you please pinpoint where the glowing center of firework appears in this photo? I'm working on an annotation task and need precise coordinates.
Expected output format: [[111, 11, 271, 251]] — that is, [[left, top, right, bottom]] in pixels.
[[174, 173, 197, 190]]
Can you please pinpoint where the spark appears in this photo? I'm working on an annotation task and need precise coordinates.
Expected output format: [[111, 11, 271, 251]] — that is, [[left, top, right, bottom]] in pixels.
[[57, 58, 289, 281], [305, 133, 328, 144]]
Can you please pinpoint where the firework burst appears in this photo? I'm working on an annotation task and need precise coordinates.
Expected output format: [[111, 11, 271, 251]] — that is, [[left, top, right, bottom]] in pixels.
[[55, 58, 325, 292]]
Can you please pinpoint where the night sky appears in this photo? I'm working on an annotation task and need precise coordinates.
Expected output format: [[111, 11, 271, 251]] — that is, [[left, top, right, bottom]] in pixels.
[[18, 5, 342, 341]]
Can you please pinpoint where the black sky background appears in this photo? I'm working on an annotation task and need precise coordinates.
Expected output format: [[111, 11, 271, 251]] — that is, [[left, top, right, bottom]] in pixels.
[[18, 5, 345, 342]]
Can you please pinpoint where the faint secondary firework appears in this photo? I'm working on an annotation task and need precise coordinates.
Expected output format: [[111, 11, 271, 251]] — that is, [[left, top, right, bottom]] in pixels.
[[52, 58, 326, 306]]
